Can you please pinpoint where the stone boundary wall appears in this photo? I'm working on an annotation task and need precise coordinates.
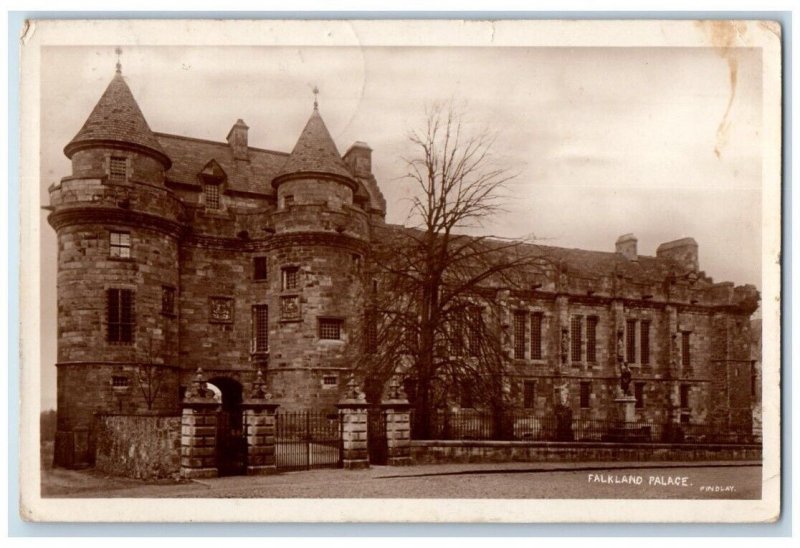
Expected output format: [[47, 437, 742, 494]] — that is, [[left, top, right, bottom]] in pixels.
[[410, 440, 761, 465], [94, 414, 181, 479]]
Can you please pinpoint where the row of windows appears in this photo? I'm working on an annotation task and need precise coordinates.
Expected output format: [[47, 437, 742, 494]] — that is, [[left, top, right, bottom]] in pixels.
[[519, 380, 693, 410], [105, 289, 342, 347], [513, 312, 693, 367], [107, 233, 365, 291]]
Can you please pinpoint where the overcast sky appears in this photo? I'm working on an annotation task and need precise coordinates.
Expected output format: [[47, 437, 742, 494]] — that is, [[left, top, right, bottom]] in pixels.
[[39, 45, 763, 409]]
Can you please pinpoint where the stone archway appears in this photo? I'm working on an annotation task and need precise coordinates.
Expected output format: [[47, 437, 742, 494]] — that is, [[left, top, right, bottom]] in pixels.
[[207, 377, 246, 476]]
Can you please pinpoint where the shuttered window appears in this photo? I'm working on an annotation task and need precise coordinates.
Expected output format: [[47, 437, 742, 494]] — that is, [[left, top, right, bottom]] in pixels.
[[530, 313, 543, 360], [640, 320, 651, 365], [586, 316, 598, 363], [513, 311, 526, 359], [107, 288, 134, 344], [571, 316, 583, 363]]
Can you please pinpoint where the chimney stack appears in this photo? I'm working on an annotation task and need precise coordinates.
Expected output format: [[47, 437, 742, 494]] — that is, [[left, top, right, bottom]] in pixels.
[[657, 237, 699, 272], [615, 233, 638, 261], [227, 119, 249, 161], [343, 141, 373, 178]]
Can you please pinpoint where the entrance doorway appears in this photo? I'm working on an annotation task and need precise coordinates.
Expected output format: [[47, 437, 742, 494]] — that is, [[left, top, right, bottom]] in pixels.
[[207, 377, 247, 476]]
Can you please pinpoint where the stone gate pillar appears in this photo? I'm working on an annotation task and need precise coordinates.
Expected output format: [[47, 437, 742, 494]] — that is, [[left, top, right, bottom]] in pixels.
[[180, 369, 220, 479], [336, 377, 369, 469], [382, 377, 412, 466], [242, 370, 279, 476]]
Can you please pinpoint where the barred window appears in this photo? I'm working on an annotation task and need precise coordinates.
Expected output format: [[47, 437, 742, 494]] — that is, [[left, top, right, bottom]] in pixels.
[[109, 231, 131, 258], [322, 375, 338, 387], [571, 316, 583, 363], [586, 316, 598, 363], [579, 381, 591, 408], [680, 384, 690, 408], [640, 320, 651, 365], [204, 183, 220, 209], [253, 257, 267, 280], [161, 286, 175, 316], [467, 308, 481, 357], [365, 309, 378, 354], [530, 313, 543, 360], [282, 266, 299, 290], [109, 156, 127, 181], [253, 305, 269, 352], [634, 382, 645, 409], [319, 318, 342, 340], [681, 331, 691, 366], [111, 376, 129, 388], [107, 288, 134, 344], [523, 380, 536, 409], [513, 311, 527, 359], [626, 319, 637, 363], [450, 313, 465, 356]]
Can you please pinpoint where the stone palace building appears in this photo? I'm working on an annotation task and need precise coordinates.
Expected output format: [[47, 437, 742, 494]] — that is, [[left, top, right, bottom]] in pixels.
[[48, 66, 761, 468]]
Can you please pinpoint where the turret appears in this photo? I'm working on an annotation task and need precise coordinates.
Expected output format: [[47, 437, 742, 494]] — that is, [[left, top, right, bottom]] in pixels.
[[49, 63, 183, 468]]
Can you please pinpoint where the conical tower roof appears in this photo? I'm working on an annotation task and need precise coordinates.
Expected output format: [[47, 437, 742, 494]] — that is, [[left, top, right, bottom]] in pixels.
[[273, 108, 354, 186], [64, 71, 170, 167]]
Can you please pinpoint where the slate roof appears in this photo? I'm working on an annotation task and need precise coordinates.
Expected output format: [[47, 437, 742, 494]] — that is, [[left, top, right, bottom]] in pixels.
[[274, 108, 355, 183], [155, 133, 287, 195], [64, 72, 169, 165], [381, 224, 693, 283]]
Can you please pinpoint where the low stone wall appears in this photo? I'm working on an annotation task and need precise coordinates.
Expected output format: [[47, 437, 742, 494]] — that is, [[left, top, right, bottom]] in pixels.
[[410, 440, 761, 464], [94, 414, 182, 479]]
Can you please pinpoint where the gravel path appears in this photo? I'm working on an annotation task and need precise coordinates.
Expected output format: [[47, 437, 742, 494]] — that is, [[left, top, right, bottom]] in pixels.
[[43, 461, 762, 500]]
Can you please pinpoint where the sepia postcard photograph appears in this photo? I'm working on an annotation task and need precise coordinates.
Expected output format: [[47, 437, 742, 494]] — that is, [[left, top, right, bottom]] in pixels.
[[17, 18, 782, 523]]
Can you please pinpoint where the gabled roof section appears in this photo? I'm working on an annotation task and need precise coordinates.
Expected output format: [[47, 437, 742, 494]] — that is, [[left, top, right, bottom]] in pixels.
[[273, 109, 354, 186], [64, 72, 170, 167], [155, 133, 287, 196], [200, 159, 226, 181]]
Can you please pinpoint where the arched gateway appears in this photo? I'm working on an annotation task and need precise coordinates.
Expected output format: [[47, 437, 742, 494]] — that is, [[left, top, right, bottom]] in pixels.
[[207, 377, 247, 476]]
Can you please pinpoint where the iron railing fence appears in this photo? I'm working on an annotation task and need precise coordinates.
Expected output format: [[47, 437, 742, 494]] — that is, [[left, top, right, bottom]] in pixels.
[[410, 409, 762, 445]]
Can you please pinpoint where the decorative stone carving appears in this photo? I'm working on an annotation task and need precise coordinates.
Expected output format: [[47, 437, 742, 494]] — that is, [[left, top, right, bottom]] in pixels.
[[280, 295, 301, 320], [209, 296, 233, 323]]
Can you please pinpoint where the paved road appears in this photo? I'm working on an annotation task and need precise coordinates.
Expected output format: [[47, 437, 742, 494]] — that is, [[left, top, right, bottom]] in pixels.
[[43, 461, 762, 499]]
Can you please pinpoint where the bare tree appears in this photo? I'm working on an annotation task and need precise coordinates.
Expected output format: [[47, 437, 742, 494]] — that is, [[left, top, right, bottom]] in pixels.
[[137, 337, 165, 411], [350, 102, 553, 436]]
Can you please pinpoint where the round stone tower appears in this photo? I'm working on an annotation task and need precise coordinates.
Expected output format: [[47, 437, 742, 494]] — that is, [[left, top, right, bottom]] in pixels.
[[48, 66, 184, 467], [266, 103, 370, 410]]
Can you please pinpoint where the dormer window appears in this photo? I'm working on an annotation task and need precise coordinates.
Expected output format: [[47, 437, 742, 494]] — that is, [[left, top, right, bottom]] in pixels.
[[109, 156, 127, 182], [205, 183, 221, 210], [199, 159, 226, 210]]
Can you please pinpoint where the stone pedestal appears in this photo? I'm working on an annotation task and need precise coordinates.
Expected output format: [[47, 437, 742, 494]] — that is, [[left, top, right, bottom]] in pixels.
[[614, 395, 637, 423], [180, 402, 219, 479], [241, 369, 279, 475], [337, 403, 369, 469], [241, 400, 279, 475], [383, 400, 412, 466], [180, 369, 220, 479], [336, 380, 370, 470]]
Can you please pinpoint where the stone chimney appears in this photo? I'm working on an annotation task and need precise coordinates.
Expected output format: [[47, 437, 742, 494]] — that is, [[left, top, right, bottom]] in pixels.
[[615, 233, 638, 261], [226, 119, 249, 161], [343, 141, 373, 178], [657, 237, 699, 272]]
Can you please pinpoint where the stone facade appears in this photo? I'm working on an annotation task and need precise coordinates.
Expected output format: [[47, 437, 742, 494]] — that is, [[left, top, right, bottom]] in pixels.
[[48, 67, 760, 470]]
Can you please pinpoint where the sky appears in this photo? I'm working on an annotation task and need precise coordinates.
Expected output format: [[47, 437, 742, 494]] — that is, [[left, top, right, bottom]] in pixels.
[[39, 45, 763, 410]]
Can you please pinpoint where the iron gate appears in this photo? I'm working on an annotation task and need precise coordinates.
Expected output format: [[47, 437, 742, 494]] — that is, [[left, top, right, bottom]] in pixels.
[[276, 411, 342, 471], [367, 407, 388, 465], [216, 409, 247, 476]]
